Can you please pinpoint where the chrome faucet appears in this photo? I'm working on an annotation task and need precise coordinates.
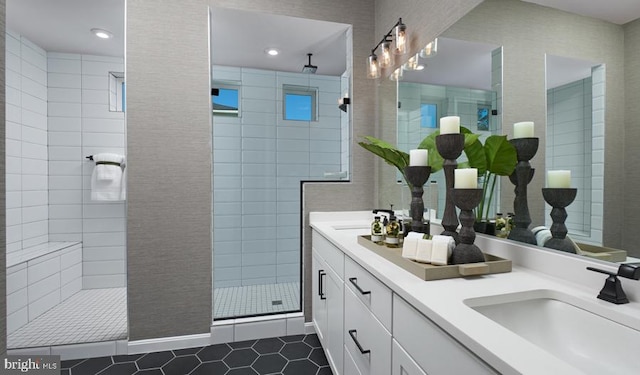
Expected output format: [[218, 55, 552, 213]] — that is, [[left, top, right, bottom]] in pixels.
[[587, 263, 640, 304]]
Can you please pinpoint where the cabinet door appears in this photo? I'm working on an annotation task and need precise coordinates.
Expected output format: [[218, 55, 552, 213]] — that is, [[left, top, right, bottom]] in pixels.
[[344, 346, 364, 375], [344, 287, 391, 375], [392, 339, 427, 375], [312, 250, 328, 344], [326, 266, 344, 375]]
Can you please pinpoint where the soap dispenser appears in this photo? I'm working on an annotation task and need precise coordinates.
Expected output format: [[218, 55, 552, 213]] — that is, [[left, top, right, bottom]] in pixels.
[[371, 216, 384, 244], [385, 213, 401, 248]]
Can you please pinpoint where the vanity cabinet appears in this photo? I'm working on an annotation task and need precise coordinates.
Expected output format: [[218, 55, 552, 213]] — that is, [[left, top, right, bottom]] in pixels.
[[312, 231, 344, 375], [311, 228, 498, 375], [393, 294, 497, 374]]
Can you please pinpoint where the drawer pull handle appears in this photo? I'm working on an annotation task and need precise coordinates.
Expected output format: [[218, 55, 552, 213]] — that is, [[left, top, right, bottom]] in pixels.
[[319, 270, 327, 300], [349, 277, 371, 295], [348, 329, 370, 355]]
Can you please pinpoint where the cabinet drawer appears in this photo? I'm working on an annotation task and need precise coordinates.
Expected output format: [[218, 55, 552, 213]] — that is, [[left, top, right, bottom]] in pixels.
[[345, 256, 392, 331], [392, 339, 426, 375], [344, 287, 391, 375], [344, 346, 364, 375], [393, 295, 497, 374], [313, 230, 344, 279]]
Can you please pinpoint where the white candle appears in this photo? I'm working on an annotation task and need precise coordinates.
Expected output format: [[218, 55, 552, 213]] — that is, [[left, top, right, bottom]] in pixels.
[[440, 116, 460, 134], [454, 168, 478, 188], [513, 121, 535, 138], [409, 149, 429, 166], [547, 170, 571, 188]]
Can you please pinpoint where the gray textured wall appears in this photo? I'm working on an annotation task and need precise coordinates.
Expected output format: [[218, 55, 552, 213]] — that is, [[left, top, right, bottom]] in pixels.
[[126, 0, 213, 340], [0, 0, 6, 355], [441, 0, 625, 246], [623, 18, 640, 251]]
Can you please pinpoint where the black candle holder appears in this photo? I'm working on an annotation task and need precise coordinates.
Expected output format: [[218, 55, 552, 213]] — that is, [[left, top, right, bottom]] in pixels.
[[450, 188, 486, 264], [507, 138, 538, 245], [542, 188, 578, 253], [404, 166, 432, 234], [435, 133, 465, 243]]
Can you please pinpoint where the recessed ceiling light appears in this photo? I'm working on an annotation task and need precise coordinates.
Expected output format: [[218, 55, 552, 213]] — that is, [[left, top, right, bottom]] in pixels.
[[265, 48, 280, 56], [91, 28, 113, 39]]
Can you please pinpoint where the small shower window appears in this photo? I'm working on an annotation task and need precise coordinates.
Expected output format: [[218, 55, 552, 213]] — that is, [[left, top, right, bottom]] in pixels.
[[212, 82, 240, 117], [283, 85, 317, 121]]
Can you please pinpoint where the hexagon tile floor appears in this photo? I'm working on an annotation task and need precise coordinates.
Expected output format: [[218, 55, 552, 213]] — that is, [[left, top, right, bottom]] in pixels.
[[61, 334, 332, 375]]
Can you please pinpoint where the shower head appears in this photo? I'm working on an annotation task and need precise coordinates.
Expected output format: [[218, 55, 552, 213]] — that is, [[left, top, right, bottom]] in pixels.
[[302, 53, 318, 74]]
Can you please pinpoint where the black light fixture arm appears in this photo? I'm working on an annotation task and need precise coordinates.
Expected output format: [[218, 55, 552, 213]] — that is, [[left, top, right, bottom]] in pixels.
[[371, 18, 403, 55]]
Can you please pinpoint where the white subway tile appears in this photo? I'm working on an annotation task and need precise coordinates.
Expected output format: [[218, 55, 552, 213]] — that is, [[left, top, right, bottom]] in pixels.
[[82, 246, 125, 261], [84, 260, 125, 276], [7, 267, 28, 294], [82, 89, 108, 105], [6, 69, 22, 90], [48, 72, 82, 88], [82, 132, 125, 147], [22, 220, 48, 241], [82, 103, 124, 119], [49, 131, 82, 147], [28, 290, 60, 321], [50, 219, 83, 234], [82, 60, 124, 76], [83, 218, 126, 233], [48, 87, 82, 103], [48, 58, 81, 74], [21, 60, 47, 85], [82, 118, 125, 133], [83, 275, 126, 289], [6, 208, 22, 226], [22, 109, 47, 131], [6, 139, 21, 158], [7, 50, 22, 73], [22, 175, 48, 191], [7, 288, 28, 315], [6, 156, 22, 174], [6, 32, 21, 55], [49, 102, 81, 117], [6, 192, 22, 209], [6, 86, 20, 106], [22, 93, 48, 116], [82, 55, 123, 63], [7, 307, 29, 335], [21, 76, 47, 100], [22, 205, 48, 224], [82, 74, 109, 90], [49, 190, 83, 205], [61, 277, 82, 300], [49, 146, 81, 161], [83, 203, 125, 218], [48, 117, 82, 132], [22, 158, 48, 176], [83, 232, 125, 247], [22, 142, 48, 160]]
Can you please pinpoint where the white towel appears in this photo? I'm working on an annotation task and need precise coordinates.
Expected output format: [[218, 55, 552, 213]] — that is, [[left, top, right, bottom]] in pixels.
[[415, 238, 433, 263], [91, 153, 126, 201], [402, 232, 423, 260], [431, 235, 455, 265]]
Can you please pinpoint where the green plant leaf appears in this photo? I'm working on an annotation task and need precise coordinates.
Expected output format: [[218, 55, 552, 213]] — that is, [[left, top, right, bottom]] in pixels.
[[463, 138, 487, 174], [358, 136, 410, 183], [484, 135, 517, 176]]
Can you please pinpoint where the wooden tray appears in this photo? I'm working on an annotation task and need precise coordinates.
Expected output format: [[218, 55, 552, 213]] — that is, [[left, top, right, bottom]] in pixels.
[[577, 242, 627, 263], [357, 235, 512, 281]]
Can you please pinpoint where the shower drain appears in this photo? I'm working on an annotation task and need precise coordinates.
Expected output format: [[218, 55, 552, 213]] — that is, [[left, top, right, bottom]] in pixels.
[[272, 300, 283, 306]]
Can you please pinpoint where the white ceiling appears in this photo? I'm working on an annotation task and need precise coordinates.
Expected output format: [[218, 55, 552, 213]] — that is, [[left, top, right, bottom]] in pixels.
[[522, 0, 640, 25], [7, 0, 124, 57], [4, 0, 640, 79], [210, 8, 349, 76]]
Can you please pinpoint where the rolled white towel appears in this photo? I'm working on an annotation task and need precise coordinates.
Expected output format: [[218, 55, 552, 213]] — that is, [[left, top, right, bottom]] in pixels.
[[431, 235, 455, 265], [402, 235, 419, 261], [93, 153, 124, 181], [91, 153, 125, 201], [415, 238, 433, 263]]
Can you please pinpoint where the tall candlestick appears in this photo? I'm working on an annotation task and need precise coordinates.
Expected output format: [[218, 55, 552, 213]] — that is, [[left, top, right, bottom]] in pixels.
[[513, 121, 534, 138], [440, 116, 460, 134], [454, 168, 478, 188], [547, 170, 571, 188], [409, 149, 429, 166]]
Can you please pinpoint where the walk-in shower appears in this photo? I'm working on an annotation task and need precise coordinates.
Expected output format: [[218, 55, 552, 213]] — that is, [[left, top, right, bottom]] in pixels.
[[210, 8, 351, 319]]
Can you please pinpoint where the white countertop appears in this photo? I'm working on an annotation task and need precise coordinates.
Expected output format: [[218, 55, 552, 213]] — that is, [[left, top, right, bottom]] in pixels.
[[310, 211, 640, 375]]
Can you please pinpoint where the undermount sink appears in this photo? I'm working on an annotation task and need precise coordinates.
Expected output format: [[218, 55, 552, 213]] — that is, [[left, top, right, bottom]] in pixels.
[[465, 289, 640, 374]]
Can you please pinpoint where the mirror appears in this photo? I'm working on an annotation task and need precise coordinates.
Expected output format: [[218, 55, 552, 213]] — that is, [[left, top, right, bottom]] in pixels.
[[385, 0, 640, 262], [396, 37, 503, 220], [210, 7, 351, 319]]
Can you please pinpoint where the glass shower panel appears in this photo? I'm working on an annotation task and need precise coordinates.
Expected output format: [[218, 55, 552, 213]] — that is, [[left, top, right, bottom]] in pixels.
[[212, 66, 345, 319]]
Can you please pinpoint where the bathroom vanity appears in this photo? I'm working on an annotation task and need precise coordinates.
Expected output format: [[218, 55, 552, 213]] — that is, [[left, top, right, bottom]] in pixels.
[[310, 211, 640, 375]]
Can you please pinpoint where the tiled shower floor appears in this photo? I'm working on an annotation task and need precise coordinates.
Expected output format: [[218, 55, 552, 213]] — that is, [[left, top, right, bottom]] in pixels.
[[8, 282, 301, 348], [214, 282, 301, 319], [8, 288, 128, 349]]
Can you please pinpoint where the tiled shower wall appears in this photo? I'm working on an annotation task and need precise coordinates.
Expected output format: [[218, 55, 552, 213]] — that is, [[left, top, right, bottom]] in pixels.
[[546, 66, 604, 245], [212, 65, 342, 288], [47, 52, 126, 289], [5, 30, 126, 290], [5, 31, 49, 255]]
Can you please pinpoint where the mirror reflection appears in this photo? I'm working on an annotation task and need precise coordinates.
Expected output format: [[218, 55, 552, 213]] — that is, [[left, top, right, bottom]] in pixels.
[[210, 7, 352, 319], [396, 37, 502, 220], [388, 0, 640, 264]]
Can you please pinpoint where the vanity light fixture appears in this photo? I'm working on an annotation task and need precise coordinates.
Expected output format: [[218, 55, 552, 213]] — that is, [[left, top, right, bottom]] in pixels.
[[389, 67, 403, 81], [91, 28, 113, 39], [420, 38, 438, 58], [367, 18, 408, 79], [403, 53, 421, 71]]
